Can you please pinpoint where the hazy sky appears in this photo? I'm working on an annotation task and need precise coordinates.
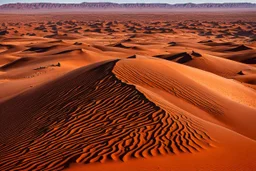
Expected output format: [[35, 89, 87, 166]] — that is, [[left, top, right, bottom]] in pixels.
[[1, 0, 255, 5]]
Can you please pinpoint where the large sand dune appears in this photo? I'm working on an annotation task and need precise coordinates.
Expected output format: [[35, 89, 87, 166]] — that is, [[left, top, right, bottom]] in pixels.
[[0, 12, 256, 171]]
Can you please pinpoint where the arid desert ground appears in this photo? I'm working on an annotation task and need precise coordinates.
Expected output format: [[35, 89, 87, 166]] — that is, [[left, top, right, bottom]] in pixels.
[[0, 11, 256, 171]]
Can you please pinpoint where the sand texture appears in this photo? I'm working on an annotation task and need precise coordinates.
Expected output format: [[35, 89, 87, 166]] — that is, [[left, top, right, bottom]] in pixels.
[[0, 12, 256, 171]]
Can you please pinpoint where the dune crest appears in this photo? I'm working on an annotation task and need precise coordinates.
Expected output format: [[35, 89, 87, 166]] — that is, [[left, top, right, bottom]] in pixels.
[[0, 60, 214, 170]]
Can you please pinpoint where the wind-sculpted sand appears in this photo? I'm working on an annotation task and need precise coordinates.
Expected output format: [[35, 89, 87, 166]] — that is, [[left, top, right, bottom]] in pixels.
[[0, 12, 256, 171]]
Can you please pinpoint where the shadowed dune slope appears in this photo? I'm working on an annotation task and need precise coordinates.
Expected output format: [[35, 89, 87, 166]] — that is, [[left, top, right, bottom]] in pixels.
[[0, 57, 32, 71], [155, 51, 254, 78], [0, 60, 214, 171]]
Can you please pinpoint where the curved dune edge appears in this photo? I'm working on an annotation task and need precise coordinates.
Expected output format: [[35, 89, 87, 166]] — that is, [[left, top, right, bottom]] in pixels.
[[0, 58, 256, 171], [0, 60, 214, 171], [112, 58, 256, 140], [68, 58, 256, 171]]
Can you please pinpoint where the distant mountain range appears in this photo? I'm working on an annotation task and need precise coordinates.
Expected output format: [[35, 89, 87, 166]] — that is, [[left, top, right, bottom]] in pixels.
[[0, 2, 256, 10]]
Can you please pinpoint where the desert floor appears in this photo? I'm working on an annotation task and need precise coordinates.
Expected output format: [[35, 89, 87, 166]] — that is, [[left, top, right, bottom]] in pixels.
[[0, 12, 256, 171]]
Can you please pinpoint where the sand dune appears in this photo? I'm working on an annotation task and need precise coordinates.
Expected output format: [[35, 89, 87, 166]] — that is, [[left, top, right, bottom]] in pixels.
[[1, 58, 256, 170], [113, 58, 256, 138], [226, 44, 252, 52], [0, 60, 214, 170], [0, 12, 256, 171]]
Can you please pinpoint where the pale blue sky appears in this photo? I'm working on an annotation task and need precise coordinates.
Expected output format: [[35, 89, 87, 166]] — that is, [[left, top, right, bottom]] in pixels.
[[1, 0, 255, 5]]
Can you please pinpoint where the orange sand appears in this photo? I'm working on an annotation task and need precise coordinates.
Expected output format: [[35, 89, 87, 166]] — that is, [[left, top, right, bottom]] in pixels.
[[0, 12, 256, 171]]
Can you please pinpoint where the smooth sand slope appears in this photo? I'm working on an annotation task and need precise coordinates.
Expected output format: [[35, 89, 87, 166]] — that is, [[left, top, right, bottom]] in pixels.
[[0, 12, 256, 171]]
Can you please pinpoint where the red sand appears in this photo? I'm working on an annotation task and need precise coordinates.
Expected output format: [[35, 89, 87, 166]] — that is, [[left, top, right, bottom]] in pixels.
[[0, 12, 256, 171]]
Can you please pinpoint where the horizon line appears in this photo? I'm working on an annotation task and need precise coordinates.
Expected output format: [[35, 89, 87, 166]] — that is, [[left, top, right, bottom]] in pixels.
[[1, 2, 256, 5]]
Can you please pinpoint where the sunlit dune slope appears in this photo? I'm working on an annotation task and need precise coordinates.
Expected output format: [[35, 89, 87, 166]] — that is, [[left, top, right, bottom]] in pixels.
[[113, 57, 256, 139]]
